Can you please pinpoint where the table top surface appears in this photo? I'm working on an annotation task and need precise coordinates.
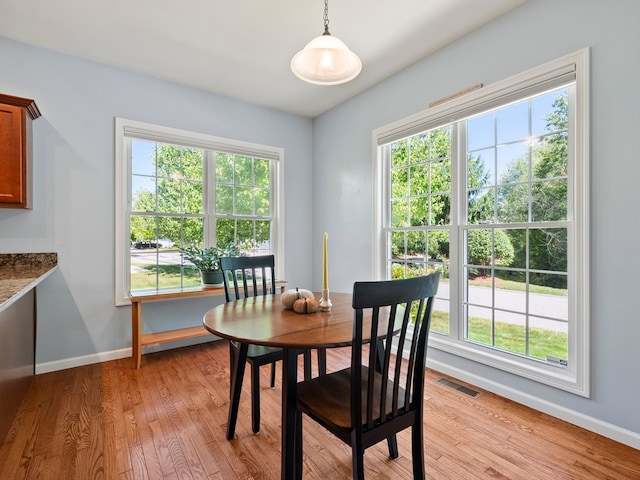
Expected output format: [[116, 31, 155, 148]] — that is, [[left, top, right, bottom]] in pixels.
[[203, 292, 394, 349]]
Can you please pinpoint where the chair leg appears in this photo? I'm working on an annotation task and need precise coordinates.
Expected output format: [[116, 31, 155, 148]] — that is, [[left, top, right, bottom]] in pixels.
[[317, 348, 327, 376], [387, 434, 399, 459], [350, 432, 365, 480], [251, 363, 261, 434], [303, 350, 311, 380], [270, 361, 277, 388], [411, 421, 426, 480], [294, 410, 303, 480]]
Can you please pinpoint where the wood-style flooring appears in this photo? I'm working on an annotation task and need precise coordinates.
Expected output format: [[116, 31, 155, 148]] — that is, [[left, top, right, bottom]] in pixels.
[[1, 340, 638, 479]]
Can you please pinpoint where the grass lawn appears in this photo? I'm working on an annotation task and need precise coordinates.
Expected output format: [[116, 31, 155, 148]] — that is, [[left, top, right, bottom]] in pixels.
[[430, 311, 567, 361]]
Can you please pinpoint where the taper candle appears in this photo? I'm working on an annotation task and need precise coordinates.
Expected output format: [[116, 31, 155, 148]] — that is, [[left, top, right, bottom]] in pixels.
[[322, 232, 328, 290]]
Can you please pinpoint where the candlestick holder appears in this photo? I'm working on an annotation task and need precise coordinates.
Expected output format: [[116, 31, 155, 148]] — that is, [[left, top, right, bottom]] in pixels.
[[319, 288, 332, 312]]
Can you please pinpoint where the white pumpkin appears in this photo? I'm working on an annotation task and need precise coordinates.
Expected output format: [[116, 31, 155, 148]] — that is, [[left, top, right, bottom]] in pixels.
[[281, 287, 314, 309]]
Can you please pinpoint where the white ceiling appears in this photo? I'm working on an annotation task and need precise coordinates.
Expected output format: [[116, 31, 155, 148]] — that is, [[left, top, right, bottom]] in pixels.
[[0, 0, 526, 118]]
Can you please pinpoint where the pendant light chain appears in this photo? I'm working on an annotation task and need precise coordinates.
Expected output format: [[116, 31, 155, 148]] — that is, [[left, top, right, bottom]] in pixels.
[[323, 0, 330, 35]]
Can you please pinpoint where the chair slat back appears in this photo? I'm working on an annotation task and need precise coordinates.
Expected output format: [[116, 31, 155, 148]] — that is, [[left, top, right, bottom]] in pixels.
[[220, 255, 276, 302], [351, 274, 440, 434]]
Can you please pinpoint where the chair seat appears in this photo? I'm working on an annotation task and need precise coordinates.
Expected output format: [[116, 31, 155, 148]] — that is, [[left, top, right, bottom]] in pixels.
[[296, 366, 407, 430], [243, 343, 283, 361]]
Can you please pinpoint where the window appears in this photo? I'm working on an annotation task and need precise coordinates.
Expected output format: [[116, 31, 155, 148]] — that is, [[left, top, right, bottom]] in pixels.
[[373, 50, 589, 395], [115, 119, 284, 305]]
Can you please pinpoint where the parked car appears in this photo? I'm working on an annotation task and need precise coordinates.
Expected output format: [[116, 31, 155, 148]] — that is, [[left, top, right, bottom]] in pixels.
[[133, 241, 160, 249]]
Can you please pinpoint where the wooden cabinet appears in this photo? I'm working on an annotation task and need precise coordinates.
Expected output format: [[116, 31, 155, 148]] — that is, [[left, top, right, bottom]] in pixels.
[[0, 94, 41, 209]]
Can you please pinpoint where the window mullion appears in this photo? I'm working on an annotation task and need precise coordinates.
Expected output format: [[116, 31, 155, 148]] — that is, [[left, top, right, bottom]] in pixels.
[[204, 150, 216, 247]]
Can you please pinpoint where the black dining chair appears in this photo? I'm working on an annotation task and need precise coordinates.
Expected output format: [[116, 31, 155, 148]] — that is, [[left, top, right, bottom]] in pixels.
[[220, 254, 314, 438], [294, 273, 440, 480]]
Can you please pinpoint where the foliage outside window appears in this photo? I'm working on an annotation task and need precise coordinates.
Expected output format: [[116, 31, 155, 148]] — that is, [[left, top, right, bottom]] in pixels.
[[115, 119, 283, 304], [374, 50, 589, 395]]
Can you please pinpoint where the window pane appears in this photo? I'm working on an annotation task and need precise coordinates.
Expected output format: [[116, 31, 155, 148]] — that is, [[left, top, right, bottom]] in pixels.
[[431, 194, 450, 225], [132, 140, 156, 176], [216, 185, 233, 214], [497, 141, 528, 185], [256, 220, 271, 251], [529, 315, 568, 362], [466, 306, 493, 345], [497, 101, 529, 144], [431, 297, 450, 334], [409, 135, 428, 162], [235, 156, 253, 185], [391, 199, 408, 227], [237, 219, 254, 247], [182, 148, 203, 181], [255, 187, 270, 216], [391, 168, 408, 198], [235, 186, 253, 215], [407, 230, 426, 259], [468, 112, 494, 151], [532, 91, 558, 136], [468, 149, 495, 186], [497, 183, 528, 223], [254, 159, 270, 187], [430, 158, 451, 193], [391, 231, 405, 260], [427, 230, 449, 263], [157, 217, 180, 249], [182, 179, 203, 214], [409, 163, 428, 196], [410, 196, 428, 226], [216, 218, 235, 245], [183, 217, 204, 245], [216, 153, 234, 183], [495, 281, 526, 312], [532, 179, 567, 221], [131, 175, 156, 213], [157, 179, 182, 214], [391, 140, 408, 168], [529, 228, 567, 272], [468, 188, 495, 224], [506, 228, 527, 270]]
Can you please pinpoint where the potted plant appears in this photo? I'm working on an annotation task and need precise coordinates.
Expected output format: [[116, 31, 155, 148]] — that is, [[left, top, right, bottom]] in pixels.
[[179, 243, 241, 287]]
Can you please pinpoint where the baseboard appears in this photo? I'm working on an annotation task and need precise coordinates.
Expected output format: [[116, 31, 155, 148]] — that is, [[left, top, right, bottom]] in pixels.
[[427, 358, 640, 450], [35, 335, 220, 374], [36, 348, 132, 374]]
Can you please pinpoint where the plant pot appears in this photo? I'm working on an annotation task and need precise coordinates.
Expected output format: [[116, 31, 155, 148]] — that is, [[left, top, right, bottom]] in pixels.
[[201, 270, 223, 288]]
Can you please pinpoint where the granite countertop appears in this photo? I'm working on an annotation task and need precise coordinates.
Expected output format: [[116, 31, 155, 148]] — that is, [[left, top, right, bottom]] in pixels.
[[0, 253, 58, 310]]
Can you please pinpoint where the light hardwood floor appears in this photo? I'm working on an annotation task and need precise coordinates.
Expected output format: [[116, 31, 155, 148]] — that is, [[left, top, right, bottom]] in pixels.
[[1, 340, 638, 479]]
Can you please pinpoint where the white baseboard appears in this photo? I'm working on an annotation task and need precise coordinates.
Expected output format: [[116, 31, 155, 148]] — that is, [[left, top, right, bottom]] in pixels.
[[35, 336, 220, 374], [427, 358, 640, 450], [36, 348, 131, 374]]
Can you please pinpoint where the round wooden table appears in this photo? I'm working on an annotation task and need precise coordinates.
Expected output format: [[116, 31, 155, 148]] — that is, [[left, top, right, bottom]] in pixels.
[[203, 292, 392, 480]]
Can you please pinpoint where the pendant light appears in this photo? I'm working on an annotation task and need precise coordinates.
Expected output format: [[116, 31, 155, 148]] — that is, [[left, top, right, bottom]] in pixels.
[[290, 0, 362, 86]]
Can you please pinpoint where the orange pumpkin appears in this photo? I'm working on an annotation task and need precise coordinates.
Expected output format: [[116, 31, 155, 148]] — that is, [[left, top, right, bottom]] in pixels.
[[292, 297, 319, 314]]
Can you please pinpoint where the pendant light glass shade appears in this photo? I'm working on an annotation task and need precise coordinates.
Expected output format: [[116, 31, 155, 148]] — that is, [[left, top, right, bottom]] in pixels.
[[291, 33, 362, 85], [290, 0, 361, 86]]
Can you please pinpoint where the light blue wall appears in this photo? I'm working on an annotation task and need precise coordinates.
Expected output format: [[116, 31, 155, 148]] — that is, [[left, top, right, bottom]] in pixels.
[[0, 38, 314, 365], [311, 0, 640, 440]]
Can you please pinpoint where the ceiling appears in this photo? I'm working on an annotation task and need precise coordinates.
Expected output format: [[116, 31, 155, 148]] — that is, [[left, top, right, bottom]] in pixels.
[[0, 0, 526, 118]]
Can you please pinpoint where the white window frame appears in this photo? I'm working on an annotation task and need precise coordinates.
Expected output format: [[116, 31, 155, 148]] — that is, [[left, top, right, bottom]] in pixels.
[[372, 49, 590, 396], [115, 118, 285, 306]]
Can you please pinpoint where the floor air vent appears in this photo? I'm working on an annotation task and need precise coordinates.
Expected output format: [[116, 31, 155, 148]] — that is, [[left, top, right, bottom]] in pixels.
[[436, 377, 481, 398]]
